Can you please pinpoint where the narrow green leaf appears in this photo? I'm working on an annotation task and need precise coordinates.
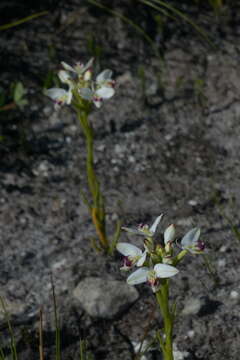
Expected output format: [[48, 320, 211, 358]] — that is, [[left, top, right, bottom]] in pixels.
[[0, 11, 48, 31]]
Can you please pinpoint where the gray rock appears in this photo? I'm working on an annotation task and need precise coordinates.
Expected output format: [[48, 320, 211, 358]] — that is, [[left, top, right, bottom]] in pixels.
[[73, 277, 139, 319]]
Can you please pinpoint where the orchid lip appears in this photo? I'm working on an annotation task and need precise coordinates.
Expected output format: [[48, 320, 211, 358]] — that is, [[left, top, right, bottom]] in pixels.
[[123, 257, 133, 267]]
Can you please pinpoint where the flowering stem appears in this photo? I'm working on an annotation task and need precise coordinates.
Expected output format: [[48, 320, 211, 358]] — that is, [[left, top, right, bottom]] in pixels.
[[76, 107, 109, 251], [156, 281, 174, 360]]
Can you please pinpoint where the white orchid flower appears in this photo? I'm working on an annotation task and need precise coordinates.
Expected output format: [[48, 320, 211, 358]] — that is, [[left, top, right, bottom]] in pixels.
[[117, 242, 147, 271], [127, 263, 179, 292], [78, 68, 115, 108], [45, 87, 72, 109], [122, 214, 163, 238], [96, 69, 115, 90], [181, 228, 204, 254], [61, 58, 94, 80], [94, 69, 115, 106], [78, 84, 114, 108]]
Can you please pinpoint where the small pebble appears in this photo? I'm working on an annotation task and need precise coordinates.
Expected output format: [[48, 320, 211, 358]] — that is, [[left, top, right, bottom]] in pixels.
[[188, 199, 198, 206], [182, 297, 202, 315], [115, 144, 124, 154], [218, 259, 226, 267], [65, 136, 72, 144], [43, 105, 52, 116], [97, 144, 106, 151], [129, 155, 135, 163], [173, 343, 189, 360], [187, 330, 195, 338], [219, 245, 227, 252], [52, 258, 67, 271], [165, 134, 172, 141], [230, 290, 239, 299]]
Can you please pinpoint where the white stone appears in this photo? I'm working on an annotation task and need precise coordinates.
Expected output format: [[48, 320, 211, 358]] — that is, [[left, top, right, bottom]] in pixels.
[[52, 258, 67, 270], [115, 144, 124, 154], [182, 297, 202, 315], [173, 343, 189, 360], [188, 199, 198, 206], [219, 245, 227, 252], [96, 144, 106, 152], [218, 259, 226, 267], [230, 290, 239, 299], [187, 330, 195, 338], [165, 134, 173, 141], [132, 340, 151, 360]]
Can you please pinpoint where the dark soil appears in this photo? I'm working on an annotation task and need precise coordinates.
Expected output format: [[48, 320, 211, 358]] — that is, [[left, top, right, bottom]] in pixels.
[[1, 1, 240, 359]]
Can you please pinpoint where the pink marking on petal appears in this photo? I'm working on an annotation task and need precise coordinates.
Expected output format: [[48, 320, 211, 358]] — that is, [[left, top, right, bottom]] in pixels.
[[197, 240, 205, 251], [123, 256, 133, 268], [93, 96, 103, 103], [55, 100, 63, 105], [108, 80, 116, 88], [147, 278, 159, 287]]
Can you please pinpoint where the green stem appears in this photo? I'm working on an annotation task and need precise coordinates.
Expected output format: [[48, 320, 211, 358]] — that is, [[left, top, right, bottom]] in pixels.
[[156, 281, 174, 360], [78, 110, 96, 200], [76, 107, 109, 251]]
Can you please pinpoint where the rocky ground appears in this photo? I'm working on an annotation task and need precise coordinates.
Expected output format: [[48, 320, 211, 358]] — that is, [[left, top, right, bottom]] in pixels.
[[1, 1, 240, 359]]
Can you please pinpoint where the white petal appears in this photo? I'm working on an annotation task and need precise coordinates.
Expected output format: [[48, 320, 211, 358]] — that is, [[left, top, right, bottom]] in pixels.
[[79, 87, 93, 100], [66, 90, 73, 104], [96, 69, 113, 83], [149, 214, 163, 235], [154, 263, 179, 278], [81, 58, 94, 73], [181, 228, 201, 247], [45, 88, 67, 100], [136, 251, 147, 266], [83, 70, 92, 81], [127, 267, 149, 285], [58, 70, 71, 83], [96, 86, 114, 99], [164, 224, 176, 245], [61, 61, 75, 72], [122, 227, 150, 237], [116, 242, 142, 257]]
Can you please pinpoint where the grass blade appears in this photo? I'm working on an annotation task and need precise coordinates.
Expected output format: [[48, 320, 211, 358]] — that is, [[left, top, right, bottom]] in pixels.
[[0, 11, 48, 31], [0, 297, 17, 360], [51, 276, 61, 360], [86, 0, 161, 57], [139, 0, 215, 47], [39, 308, 44, 360]]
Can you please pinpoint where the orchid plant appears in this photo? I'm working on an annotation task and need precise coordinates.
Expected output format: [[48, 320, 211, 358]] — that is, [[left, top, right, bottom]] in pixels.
[[117, 215, 205, 360], [45, 58, 119, 253]]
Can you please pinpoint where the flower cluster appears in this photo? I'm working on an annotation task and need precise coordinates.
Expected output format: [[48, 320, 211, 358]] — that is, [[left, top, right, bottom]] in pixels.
[[117, 215, 204, 292], [45, 58, 115, 109]]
